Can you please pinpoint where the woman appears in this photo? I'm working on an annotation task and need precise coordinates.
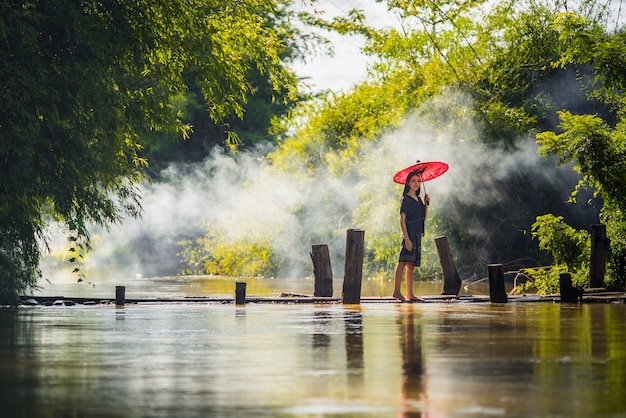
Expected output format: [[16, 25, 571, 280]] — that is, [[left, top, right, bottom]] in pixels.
[[393, 171, 429, 302]]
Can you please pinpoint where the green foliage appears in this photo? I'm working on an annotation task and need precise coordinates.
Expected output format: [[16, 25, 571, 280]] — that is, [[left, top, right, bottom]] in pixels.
[[519, 214, 589, 294], [178, 223, 278, 278], [536, 111, 626, 288], [535, 12, 626, 287], [12, 0, 588, 291], [532, 214, 590, 267], [162, 0, 626, 287], [269, 77, 418, 176], [0, 0, 297, 305], [140, 2, 306, 172], [537, 111, 626, 208], [267, 0, 619, 283]]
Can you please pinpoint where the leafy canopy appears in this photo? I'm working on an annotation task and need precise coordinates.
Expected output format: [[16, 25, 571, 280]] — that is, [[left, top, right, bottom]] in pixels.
[[534, 10, 626, 291], [0, 0, 297, 305]]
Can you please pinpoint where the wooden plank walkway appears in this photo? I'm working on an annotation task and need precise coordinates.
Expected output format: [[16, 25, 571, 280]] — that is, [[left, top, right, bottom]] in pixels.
[[19, 289, 626, 306]]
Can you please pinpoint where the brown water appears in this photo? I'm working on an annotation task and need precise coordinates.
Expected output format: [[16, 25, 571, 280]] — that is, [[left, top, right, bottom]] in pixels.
[[31, 274, 486, 300], [1, 282, 625, 417]]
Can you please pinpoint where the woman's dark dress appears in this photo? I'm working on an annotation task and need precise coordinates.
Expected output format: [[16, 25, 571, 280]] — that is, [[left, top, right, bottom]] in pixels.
[[398, 195, 426, 265]]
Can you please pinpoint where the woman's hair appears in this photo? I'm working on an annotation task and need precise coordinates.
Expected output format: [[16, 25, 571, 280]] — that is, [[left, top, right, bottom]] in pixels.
[[402, 171, 421, 196]]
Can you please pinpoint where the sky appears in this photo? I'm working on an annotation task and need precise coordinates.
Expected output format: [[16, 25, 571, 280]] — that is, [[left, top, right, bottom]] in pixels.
[[289, 0, 397, 93], [291, 0, 626, 92]]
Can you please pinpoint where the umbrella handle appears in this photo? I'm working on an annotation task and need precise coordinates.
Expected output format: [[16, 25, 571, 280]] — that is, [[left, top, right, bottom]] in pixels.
[[418, 173, 427, 199]]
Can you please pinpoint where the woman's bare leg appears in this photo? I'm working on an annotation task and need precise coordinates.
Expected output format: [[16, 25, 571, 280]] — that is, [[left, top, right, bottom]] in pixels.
[[405, 262, 418, 301], [393, 262, 407, 301]]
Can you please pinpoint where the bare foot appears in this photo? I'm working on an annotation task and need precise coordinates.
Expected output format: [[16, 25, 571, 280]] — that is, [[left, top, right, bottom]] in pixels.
[[392, 292, 406, 302], [407, 295, 421, 302]]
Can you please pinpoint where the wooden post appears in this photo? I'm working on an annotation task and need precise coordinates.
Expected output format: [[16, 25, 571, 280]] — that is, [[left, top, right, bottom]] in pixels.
[[311, 244, 333, 297], [559, 273, 582, 303], [235, 282, 246, 305], [589, 224, 610, 289], [487, 264, 508, 303], [115, 286, 125, 306], [435, 236, 461, 295], [342, 229, 365, 304]]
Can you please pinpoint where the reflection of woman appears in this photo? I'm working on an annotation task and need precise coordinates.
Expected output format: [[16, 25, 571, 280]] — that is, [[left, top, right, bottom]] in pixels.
[[393, 172, 429, 302], [398, 304, 426, 415]]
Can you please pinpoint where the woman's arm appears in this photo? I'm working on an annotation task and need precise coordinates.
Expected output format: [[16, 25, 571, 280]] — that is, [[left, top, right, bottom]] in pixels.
[[400, 212, 412, 251]]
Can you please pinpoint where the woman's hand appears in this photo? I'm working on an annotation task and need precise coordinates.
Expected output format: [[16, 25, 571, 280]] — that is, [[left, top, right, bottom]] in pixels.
[[404, 239, 413, 252], [424, 193, 430, 205]]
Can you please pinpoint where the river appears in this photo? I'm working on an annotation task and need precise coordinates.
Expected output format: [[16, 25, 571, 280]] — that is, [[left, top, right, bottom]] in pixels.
[[1, 276, 625, 417]]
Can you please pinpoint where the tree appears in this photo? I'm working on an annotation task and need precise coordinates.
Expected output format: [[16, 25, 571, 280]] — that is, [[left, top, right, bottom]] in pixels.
[[140, 2, 313, 173], [269, 0, 605, 279], [0, 0, 297, 305], [533, 9, 626, 291], [182, 0, 621, 285]]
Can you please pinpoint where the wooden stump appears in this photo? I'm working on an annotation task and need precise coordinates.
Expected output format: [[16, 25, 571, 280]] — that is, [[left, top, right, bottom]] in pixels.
[[235, 282, 246, 305], [311, 244, 333, 297], [342, 229, 365, 304], [589, 224, 610, 289], [435, 236, 461, 295], [560, 273, 582, 303], [488, 264, 508, 303], [115, 286, 125, 307]]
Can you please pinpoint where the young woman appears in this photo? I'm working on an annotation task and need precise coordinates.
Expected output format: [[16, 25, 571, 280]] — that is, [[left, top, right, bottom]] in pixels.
[[393, 171, 430, 302]]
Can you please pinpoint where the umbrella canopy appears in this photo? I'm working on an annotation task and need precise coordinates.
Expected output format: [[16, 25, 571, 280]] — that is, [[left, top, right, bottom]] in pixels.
[[393, 160, 449, 184]]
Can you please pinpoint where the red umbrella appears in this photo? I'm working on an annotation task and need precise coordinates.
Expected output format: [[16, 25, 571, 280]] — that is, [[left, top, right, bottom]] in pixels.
[[393, 160, 449, 184]]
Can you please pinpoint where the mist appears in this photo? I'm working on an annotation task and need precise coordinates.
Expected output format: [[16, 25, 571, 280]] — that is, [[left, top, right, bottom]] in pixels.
[[356, 92, 591, 275], [41, 90, 592, 283]]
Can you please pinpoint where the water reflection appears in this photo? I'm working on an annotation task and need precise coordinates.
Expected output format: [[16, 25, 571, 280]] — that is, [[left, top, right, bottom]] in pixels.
[[311, 311, 330, 349], [398, 304, 426, 417], [0, 302, 624, 417], [31, 274, 478, 300], [345, 309, 364, 369]]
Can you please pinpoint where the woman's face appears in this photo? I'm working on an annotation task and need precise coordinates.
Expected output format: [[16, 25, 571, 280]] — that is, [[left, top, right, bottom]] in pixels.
[[409, 175, 421, 191]]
